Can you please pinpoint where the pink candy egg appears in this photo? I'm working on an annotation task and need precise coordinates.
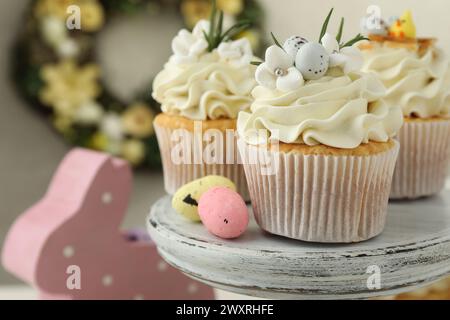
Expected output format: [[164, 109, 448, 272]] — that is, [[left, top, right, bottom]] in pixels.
[[198, 187, 249, 239]]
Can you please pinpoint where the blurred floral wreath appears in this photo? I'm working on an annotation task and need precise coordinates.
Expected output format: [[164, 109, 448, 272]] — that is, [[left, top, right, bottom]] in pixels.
[[13, 0, 265, 168]]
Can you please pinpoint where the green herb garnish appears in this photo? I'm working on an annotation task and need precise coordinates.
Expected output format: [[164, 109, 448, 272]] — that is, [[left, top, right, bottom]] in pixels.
[[336, 17, 344, 43], [339, 33, 368, 49], [270, 32, 283, 49], [203, 0, 252, 52], [319, 8, 369, 49], [319, 8, 334, 43]]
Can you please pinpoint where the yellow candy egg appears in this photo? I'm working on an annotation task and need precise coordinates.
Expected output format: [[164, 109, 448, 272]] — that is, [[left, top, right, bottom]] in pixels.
[[172, 176, 236, 222]]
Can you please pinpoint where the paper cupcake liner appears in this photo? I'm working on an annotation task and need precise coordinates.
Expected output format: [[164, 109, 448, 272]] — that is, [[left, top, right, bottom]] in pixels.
[[390, 120, 450, 199], [154, 122, 249, 201], [239, 140, 400, 243]]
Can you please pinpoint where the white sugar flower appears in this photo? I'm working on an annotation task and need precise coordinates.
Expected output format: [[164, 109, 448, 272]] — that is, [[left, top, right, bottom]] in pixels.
[[255, 45, 304, 92], [218, 38, 253, 67], [321, 32, 339, 54], [192, 20, 211, 38], [171, 20, 209, 65], [329, 46, 363, 74], [321, 32, 363, 74]]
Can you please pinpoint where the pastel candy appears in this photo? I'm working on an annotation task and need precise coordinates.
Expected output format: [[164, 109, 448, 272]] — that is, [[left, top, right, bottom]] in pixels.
[[283, 35, 308, 60], [172, 176, 236, 222], [295, 42, 329, 80], [198, 187, 249, 239]]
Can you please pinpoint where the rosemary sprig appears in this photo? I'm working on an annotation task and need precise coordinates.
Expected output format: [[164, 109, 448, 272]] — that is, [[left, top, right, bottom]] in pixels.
[[221, 21, 252, 42], [206, 0, 217, 51], [203, 0, 252, 52], [319, 8, 334, 43], [270, 32, 283, 49], [336, 17, 344, 43], [340, 33, 369, 49], [318, 8, 368, 49], [250, 61, 262, 66], [217, 10, 224, 40]]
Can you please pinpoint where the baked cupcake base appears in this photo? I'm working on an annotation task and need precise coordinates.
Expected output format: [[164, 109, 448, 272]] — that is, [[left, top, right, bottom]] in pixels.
[[390, 117, 450, 199], [239, 139, 399, 243], [154, 113, 250, 201]]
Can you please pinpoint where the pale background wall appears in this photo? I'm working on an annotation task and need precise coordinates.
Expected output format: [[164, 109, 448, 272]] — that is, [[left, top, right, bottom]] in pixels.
[[0, 0, 449, 293]]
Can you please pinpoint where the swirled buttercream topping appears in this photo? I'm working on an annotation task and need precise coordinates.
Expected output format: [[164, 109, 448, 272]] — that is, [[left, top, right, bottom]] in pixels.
[[152, 20, 257, 121], [361, 43, 450, 118], [238, 72, 403, 148], [153, 52, 256, 120]]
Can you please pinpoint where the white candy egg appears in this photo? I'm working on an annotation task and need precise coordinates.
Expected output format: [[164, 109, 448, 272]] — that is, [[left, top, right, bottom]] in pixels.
[[295, 42, 329, 80], [283, 36, 308, 60]]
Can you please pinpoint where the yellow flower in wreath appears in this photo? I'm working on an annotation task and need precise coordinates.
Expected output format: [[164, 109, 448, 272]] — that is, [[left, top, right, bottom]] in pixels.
[[122, 103, 155, 138], [40, 60, 101, 118], [89, 132, 109, 151], [181, 0, 243, 28], [35, 0, 73, 18], [217, 0, 243, 15], [78, 0, 105, 32], [89, 131, 122, 156], [121, 139, 146, 166], [181, 0, 211, 28], [34, 0, 104, 32], [53, 116, 75, 138]]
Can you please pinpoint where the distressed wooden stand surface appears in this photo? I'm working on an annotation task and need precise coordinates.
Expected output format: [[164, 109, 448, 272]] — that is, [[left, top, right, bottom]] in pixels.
[[147, 191, 450, 300]]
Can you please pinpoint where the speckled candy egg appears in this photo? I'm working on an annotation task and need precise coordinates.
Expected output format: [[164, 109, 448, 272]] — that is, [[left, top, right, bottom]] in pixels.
[[295, 42, 329, 80], [198, 187, 249, 239], [172, 176, 236, 222], [283, 35, 308, 60]]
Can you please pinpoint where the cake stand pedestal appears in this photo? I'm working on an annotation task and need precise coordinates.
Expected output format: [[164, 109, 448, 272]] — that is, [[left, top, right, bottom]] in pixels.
[[147, 190, 450, 300]]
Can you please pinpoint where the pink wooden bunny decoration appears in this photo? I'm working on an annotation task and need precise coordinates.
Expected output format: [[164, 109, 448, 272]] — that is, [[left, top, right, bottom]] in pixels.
[[1, 148, 214, 300]]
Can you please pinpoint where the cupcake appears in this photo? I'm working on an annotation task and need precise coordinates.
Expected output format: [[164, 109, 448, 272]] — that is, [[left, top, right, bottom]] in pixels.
[[152, 4, 257, 200], [360, 11, 450, 199], [237, 9, 403, 243]]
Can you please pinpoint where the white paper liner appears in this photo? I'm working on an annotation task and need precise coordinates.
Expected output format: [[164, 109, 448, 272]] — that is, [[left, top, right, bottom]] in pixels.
[[239, 140, 400, 243], [390, 120, 450, 199], [154, 122, 249, 201]]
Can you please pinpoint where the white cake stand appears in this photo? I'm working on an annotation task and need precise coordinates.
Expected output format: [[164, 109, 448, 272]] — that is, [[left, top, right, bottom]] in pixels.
[[147, 190, 450, 300]]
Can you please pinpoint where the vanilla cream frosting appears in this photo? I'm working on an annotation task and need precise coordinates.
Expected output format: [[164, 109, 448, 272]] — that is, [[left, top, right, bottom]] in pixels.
[[153, 51, 257, 121], [361, 44, 450, 118], [238, 72, 403, 148]]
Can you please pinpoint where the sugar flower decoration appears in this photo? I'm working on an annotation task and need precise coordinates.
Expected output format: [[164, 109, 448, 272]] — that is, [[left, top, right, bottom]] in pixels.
[[255, 45, 304, 92], [192, 20, 211, 38], [218, 38, 253, 67], [171, 0, 253, 65], [170, 20, 209, 64], [253, 8, 368, 91], [321, 32, 363, 74]]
